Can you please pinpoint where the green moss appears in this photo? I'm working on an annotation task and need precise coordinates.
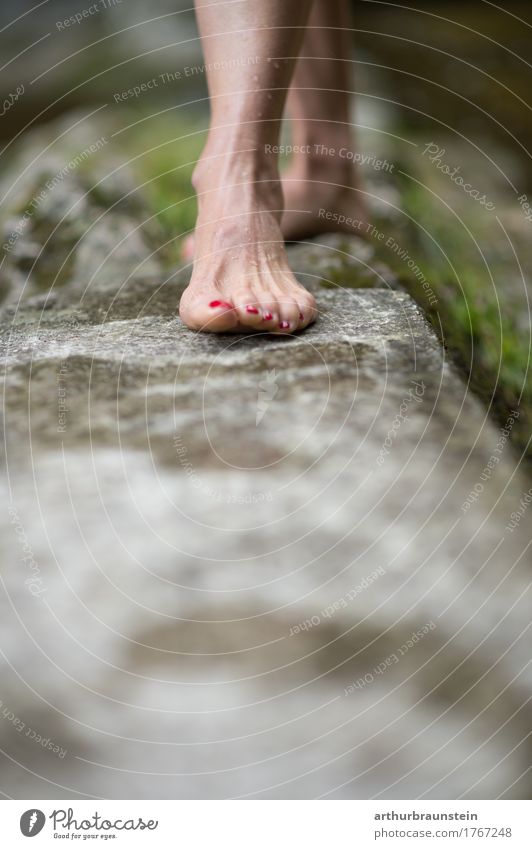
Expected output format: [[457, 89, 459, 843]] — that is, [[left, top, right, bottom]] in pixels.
[[105, 112, 204, 264], [372, 168, 531, 458]]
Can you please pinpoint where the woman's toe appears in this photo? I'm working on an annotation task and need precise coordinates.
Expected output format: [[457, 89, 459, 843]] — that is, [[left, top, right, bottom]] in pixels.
[[258, 301, 279, 330], [232, 292, 267, 328], [275, 298, 301, 334], [179, 293, 238, 332], [296, 293, 318, 329]]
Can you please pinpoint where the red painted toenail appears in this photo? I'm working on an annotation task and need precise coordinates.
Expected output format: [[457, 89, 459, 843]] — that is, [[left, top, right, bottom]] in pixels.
[[209, 300, 233, 309], [279, 321, 290, 329], [246, 305, 259, 314], [299, 312, 304, 320], [263, 312, 273, 321]]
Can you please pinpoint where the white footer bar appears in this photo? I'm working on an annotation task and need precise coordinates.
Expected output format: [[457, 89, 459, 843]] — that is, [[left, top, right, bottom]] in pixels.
[[1, 799, 530, 848]]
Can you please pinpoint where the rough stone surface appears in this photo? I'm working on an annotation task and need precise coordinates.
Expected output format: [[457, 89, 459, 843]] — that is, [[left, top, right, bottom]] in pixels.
[[1, 132, 531, 801]]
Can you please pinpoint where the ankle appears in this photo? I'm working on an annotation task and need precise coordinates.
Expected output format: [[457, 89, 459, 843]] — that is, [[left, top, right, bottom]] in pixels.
[[192, 151, 284, 228]]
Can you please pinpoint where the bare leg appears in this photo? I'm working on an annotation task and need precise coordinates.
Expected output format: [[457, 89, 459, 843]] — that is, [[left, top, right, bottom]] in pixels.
[[179, 0, 316, 334], [281, 0, 366, 240], [181, 0, 364, 265]]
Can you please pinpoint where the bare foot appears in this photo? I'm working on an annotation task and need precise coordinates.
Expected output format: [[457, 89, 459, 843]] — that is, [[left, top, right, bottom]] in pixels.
[[180, 163, 366, 262], [178, 152, 317, 334]]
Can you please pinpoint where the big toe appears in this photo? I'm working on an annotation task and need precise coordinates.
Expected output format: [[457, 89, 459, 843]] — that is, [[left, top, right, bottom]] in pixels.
[[179, 293, 238, 333]]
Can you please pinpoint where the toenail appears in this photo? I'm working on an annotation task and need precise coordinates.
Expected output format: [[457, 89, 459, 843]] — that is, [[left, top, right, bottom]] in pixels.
[[263, 312, 273, 321], [209, 300, 233, 309], [299, 312, 304, 320], [279, 321, 290, 329], [246, 305, 259, 314]]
